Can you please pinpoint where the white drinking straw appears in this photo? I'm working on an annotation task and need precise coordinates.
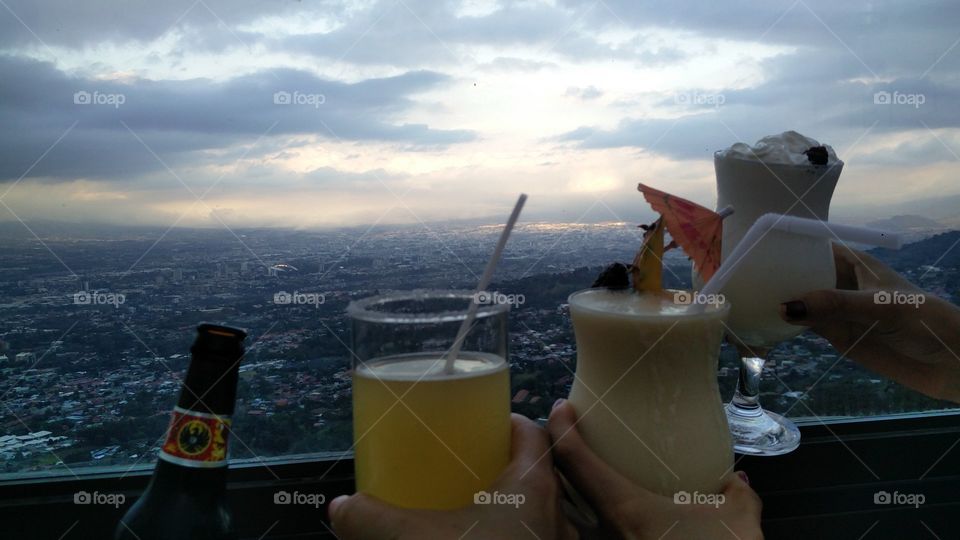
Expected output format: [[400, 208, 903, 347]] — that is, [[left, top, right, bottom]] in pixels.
[[697, 213, 902, 305], [443, 193, 527, 373]]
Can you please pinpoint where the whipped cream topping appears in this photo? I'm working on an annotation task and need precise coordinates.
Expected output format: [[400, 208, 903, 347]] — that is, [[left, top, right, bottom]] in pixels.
[[717, 131, 839, 165]]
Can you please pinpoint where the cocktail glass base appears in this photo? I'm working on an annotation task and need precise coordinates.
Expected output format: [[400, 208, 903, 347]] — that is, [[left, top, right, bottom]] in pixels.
[[725, 403, 800, 456]]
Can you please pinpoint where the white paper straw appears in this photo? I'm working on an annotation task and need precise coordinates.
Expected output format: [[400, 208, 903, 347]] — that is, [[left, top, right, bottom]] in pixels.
[[698, 213, 902, 302], [444, 193, 527, 373]]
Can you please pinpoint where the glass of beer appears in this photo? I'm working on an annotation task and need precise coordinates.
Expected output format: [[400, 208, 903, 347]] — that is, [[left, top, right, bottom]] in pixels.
[[566, 288, 733, 496], [347, 290, 511, 510]]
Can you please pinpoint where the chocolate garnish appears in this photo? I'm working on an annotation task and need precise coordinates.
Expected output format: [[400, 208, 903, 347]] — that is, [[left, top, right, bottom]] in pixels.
[[804, 146, 829, 165], [592, 262, 630, 289]]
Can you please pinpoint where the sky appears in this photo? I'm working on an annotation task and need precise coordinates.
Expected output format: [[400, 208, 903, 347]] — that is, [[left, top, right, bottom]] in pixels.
[[1, 0, 959, 229]]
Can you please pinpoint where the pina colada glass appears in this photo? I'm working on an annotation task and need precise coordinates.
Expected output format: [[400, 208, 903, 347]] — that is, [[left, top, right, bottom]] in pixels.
[[567, 288, 733, 496], [348, 291, 511, 509], [711, 133, 841, 455]]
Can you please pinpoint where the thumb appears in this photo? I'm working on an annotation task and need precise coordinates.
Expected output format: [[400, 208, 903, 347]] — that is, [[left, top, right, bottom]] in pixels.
[[547, 400, 652, 521], [329, 493, 414, 540], [780, 288, 902, 328], [719, 472, 762, 519]]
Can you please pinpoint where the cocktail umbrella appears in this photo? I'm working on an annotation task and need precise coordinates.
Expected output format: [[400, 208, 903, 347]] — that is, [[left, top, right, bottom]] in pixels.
[[637, 182, 733, 283]]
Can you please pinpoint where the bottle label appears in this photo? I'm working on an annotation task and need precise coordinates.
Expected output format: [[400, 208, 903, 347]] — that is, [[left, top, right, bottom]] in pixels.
[[159, 407, 231, 468]]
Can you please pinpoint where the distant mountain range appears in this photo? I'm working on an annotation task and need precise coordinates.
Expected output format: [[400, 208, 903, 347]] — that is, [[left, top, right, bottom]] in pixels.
[[870, 229, 960, 272], [864, 215, 945, 231], [835, 192, 960, 240], [858, 215, 950, 243]]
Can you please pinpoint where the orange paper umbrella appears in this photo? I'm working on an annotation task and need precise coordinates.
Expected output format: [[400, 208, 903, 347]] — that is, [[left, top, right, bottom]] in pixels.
[[637, 182, 732, 283]]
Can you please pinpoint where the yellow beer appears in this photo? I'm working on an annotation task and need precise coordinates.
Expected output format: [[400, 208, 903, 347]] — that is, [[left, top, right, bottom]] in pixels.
[[352, 352, 510, 509]]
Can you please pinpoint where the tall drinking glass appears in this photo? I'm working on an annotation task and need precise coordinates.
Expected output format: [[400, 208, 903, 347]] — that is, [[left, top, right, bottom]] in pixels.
[[348, 290, 511, 509], [713, 153, 841, 455], [567, 288, 733, 496]]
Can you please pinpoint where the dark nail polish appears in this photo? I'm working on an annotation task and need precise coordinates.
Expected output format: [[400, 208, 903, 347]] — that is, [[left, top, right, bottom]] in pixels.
[[782, 300, 807, 321], [736, 471, 750, 485]]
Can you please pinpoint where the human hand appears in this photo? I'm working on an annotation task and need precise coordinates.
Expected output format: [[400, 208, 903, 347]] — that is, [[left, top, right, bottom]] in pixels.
[[548, 399, 763, 540], [328, 413, 576, 540], [780, 243, 960, 403]]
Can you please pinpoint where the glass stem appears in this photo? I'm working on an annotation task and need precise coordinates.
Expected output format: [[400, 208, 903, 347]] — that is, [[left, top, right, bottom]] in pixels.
[[730, 346, 769, 414]]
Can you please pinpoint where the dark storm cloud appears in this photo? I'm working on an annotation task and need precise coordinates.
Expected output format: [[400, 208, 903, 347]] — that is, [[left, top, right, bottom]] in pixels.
[[556, 38, 960, 160], [2, 0, 959, 182], [0, 0, 689, 66], [541, 0, 960, 159], [0, 55, 474, 181], [274, 0, 680, 65], [0, 0, 320, 49], [561, 0, 959, 66]]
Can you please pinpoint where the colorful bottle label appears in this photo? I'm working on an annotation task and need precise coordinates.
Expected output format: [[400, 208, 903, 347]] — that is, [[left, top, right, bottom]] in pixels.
[[159, 406, 231, 468]]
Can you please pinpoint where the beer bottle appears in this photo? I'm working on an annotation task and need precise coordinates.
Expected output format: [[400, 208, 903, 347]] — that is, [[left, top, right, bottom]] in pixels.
[[115, 324, 246, 540]]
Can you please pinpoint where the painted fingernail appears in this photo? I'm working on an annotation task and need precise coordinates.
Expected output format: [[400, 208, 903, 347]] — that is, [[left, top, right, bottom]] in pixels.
[[553, 398, 565, 410], [781, 300, 807, 321], [736, 471, 750, 485]]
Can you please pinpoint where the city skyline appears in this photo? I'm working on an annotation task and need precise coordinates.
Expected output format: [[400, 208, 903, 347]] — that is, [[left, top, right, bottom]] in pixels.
[[1, 1, 960, 229]]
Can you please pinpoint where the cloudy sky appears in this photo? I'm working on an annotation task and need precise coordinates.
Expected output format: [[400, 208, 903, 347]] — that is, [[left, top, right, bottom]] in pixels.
[[1, 0, 959, 228]]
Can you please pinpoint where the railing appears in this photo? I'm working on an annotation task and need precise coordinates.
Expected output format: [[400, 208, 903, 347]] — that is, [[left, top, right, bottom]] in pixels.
[[1, 412, 959, 539]]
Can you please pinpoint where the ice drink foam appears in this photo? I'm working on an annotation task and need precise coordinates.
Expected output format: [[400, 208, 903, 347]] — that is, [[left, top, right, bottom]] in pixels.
[[717, 130, 839, 165]]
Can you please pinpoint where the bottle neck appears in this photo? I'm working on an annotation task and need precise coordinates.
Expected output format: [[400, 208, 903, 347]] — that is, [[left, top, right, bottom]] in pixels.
[[157, 347, 241, 471], [177, 350, 240, 416]]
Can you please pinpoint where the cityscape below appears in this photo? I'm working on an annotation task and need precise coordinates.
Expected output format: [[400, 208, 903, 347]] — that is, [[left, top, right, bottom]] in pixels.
[[1, 219, 958, 476]]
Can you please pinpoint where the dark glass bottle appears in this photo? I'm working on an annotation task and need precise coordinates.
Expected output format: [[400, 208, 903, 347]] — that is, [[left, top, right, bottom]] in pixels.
[[115, 324, 246, 540]]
